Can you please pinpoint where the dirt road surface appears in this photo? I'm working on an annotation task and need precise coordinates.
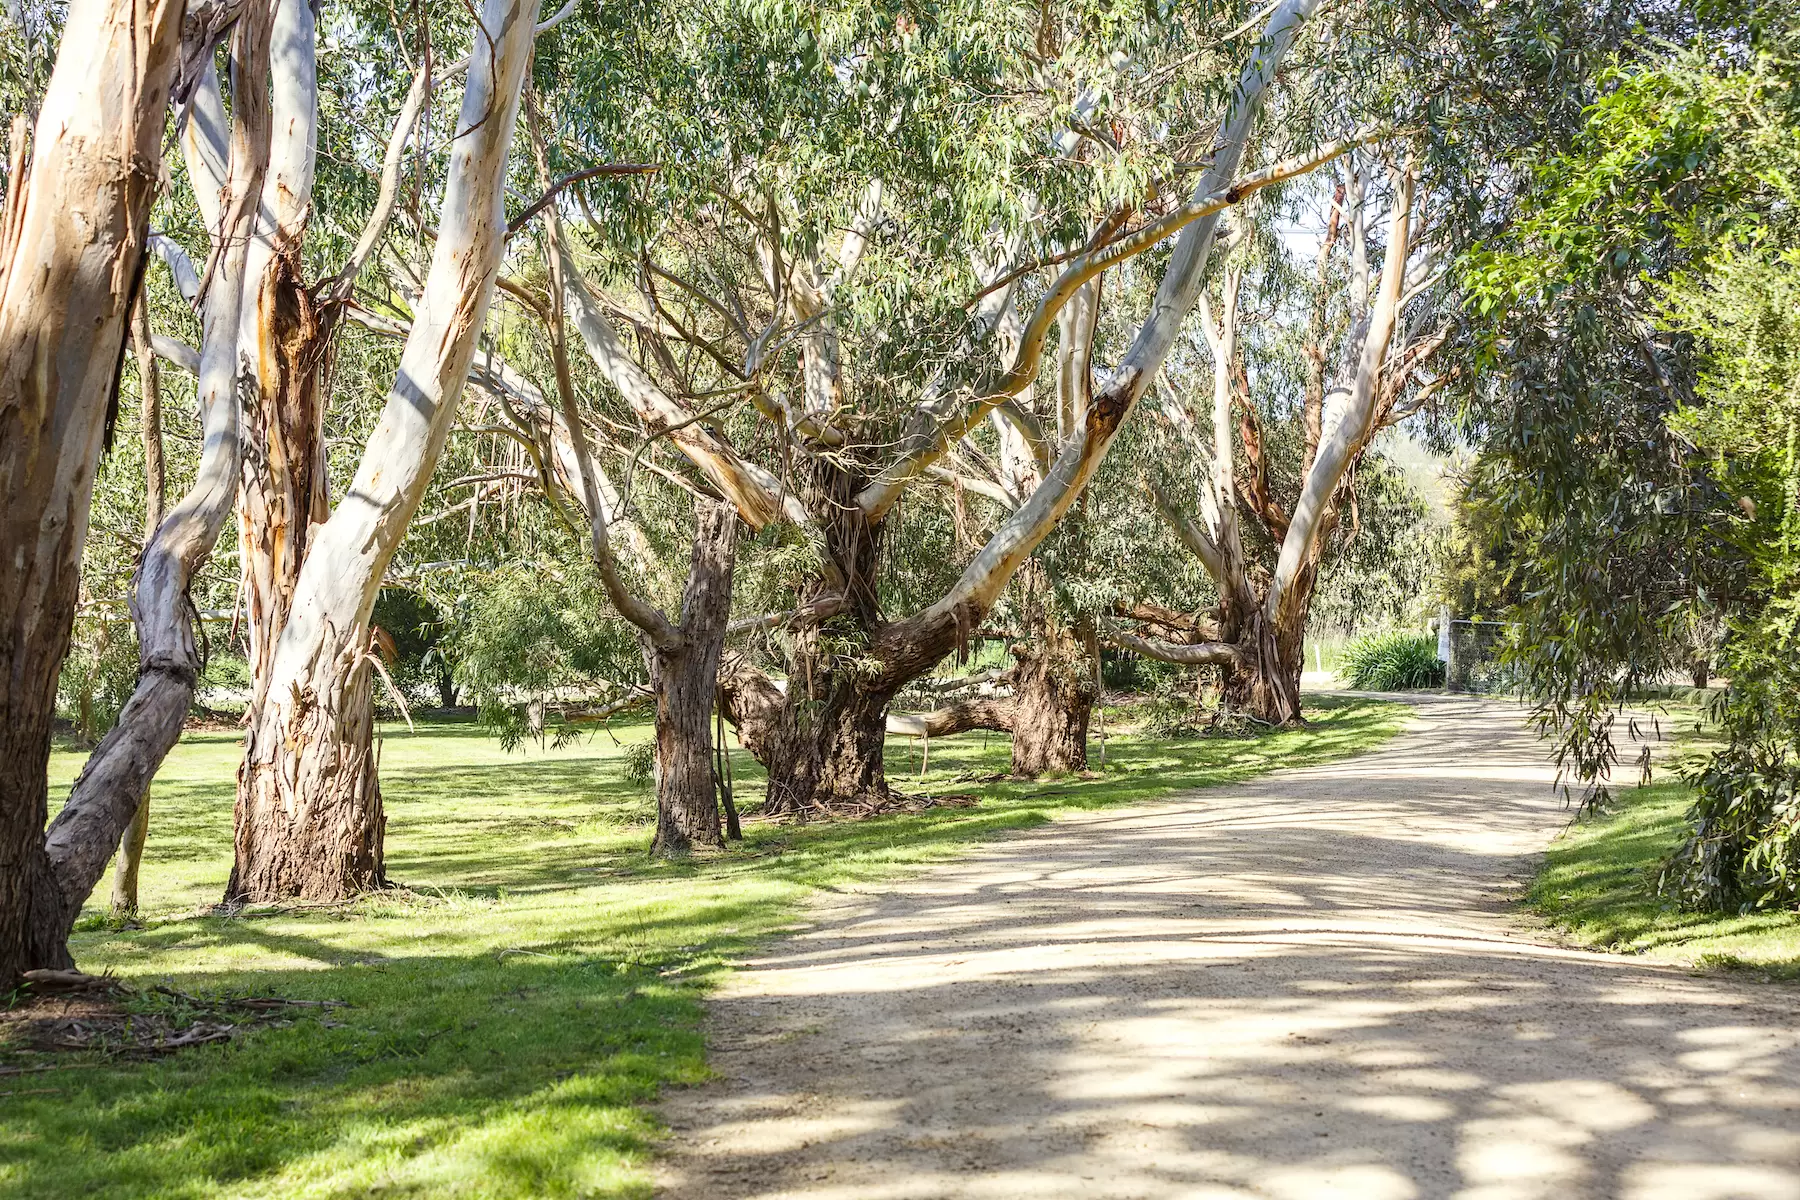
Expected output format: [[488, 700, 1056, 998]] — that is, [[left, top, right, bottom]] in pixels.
[[658, 695, 1800, 1199]]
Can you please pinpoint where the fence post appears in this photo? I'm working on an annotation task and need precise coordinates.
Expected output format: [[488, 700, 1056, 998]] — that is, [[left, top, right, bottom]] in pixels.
[[1438, 605, 1456, 692]]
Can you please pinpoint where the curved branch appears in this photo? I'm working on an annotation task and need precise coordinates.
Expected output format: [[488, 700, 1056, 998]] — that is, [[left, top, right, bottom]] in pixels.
[[886, 698, 1015, 739], [858, 110, 1365, 520], [1105, 624, 1244, 667], [528, 98, 678, 648]]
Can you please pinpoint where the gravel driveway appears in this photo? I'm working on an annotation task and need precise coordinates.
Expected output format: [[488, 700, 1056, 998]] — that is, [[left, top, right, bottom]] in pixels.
[[658, 695, 1800, 1199]]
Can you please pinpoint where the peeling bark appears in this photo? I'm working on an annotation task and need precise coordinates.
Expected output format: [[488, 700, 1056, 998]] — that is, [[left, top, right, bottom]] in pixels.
[[1130, 159, 1423, 725], [0, 0, 214, 983], [229, 0, 543, 903]]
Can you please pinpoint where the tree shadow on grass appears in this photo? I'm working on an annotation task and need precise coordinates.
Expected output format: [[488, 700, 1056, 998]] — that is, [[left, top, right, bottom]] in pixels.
[[12, 698, 1406, 1199]]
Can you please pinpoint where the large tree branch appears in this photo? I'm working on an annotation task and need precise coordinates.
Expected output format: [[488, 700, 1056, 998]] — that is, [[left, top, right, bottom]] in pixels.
[[527, 96, 677, 648], [857, 105, 1359, 520], [889, 0, 1325, 643], [1104, 623, 1244, 667], [555, 232, 805, 531], [1148, 480, 1227, 588], [886, 698, 1014, 739], [1265, 154, 1415, 627]]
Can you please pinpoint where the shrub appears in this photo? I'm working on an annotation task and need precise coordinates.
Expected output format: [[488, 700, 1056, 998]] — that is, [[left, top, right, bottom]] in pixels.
[[1338, 631, 1445, 691]]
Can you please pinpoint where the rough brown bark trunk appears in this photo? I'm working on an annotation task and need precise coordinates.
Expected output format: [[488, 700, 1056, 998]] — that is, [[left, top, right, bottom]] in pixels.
[[228, 648, 384, 902], [1008, 638, 1095, 776], [240, 243, 330, 721], [1221, 595, 1309, 725], [784, 683, 895, 813], [648, 502, 735, 856], [720, 451, 907, 817]]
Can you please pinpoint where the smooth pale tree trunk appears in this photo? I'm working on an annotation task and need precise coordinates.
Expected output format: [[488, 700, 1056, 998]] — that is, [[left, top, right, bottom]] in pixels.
[[647, 502, 737, 855], [228, 0, 542, 903], [1130, 162, 1419, 725], [0, 0, 199, 983], [52, 2, 272, 944], [110, 299, 171, 918]]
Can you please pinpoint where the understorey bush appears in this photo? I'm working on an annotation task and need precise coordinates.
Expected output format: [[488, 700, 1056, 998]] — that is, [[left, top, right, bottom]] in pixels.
[[1338, 631, 1446, 691]]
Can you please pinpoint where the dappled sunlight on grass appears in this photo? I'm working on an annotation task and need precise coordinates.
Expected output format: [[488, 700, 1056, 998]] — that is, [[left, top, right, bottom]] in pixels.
[[1529, 780, 1800, 979], [4, 698, 1405, 1199]]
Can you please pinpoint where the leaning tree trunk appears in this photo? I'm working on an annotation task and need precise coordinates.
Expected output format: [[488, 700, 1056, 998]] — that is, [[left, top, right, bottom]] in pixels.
[[647, 502, 737, 855], [227, 0, 542, 904], [0, 0, 198, 983], [109, 297, 168, 918]]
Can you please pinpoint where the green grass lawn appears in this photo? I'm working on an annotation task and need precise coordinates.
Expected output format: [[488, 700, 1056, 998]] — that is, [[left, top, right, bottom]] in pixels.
[[1529, 778, 1800, 980], [4, 697, 1405, 1200]]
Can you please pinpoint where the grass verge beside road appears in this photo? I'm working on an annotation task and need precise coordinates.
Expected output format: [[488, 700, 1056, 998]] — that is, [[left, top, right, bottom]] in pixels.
[[3, 696, 1405, 1200], [1529, 778, 1800, 980]]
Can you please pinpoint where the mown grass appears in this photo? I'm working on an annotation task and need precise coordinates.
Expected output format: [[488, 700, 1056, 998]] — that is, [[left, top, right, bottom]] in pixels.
[[4, 696, 1406, 1200], [1529, 777, 1800, 980]]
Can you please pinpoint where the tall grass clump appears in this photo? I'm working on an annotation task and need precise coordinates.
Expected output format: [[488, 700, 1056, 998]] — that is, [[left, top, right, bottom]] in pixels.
[[1339, 631, 1445, 690]]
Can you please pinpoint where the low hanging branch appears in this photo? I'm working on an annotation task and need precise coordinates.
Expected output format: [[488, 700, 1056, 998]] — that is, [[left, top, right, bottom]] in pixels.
[[1103, 621, 1246, 668]]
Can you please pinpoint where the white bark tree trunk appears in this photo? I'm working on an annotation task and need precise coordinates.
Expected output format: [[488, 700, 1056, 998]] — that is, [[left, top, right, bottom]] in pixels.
[[228, 0, 544, 903], [908, 0, 1323, 630], [50, 3, 275, 937], [855, 0, 1330, 522], [0, 0, 200, 983], [1265, 158, 1414, 629]]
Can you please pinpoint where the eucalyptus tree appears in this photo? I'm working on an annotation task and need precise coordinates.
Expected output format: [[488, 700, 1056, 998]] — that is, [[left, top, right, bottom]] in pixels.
[[0, 0, 241, 981], [1106, 159, 1451, 722], [124, 0, 553, 901], [1461, 14, 1800, 909], [520, 0, 1354, 813], [225, 0, 544, 901]]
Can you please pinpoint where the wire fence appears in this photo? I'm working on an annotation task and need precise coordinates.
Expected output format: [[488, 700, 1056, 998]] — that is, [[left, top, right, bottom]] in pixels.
[[1442, 617, 1521, 695]]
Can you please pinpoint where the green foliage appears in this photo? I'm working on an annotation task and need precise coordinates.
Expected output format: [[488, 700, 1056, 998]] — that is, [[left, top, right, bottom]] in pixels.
[[370, 587, 455, 708], [1438, 474, 1522, 620], [1447, 11, 1778, 715], [16, 701, 1406, 1199], [622, 740, 655, 788], [1668, 744, 1800, 911], [1338, 631, 1445, 691], [447, 563, 642, 749], [55, 618, 138, 745], [1459, 17, 1800, 907], [1138, 694, 1202, 739]]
